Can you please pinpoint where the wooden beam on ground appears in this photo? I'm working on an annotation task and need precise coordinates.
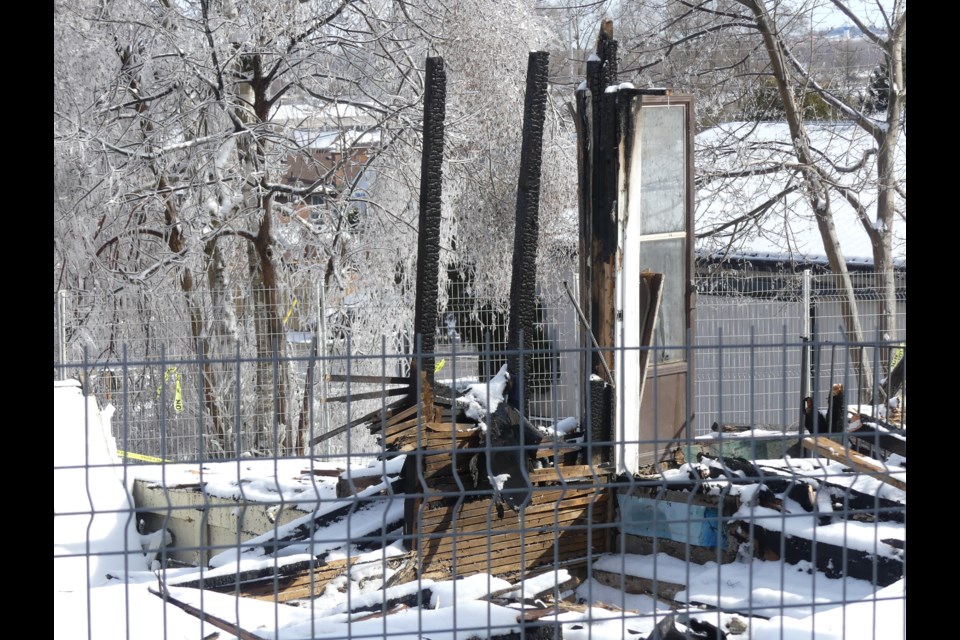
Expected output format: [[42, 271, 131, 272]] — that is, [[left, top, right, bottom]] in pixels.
[[801, 436, 906, 491], [324, 374, 411, 385], [848, 422, 907, 458], [150, 584, 262, 640], [592, 567, 686, 600], [308, 398, 407, 447]]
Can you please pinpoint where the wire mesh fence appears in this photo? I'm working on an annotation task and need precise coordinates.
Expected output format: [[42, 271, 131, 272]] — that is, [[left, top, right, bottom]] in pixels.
[[53, 266, 906, 639], [54, 279, 581, 462], [54, 269, 905, 461], [694, 269, 907, 434], [54, 334, 906, 639]]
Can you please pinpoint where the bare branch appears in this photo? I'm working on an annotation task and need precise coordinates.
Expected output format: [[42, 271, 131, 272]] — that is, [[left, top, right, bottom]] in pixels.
[[697, 182, 800, 238], [827, 0, 884, 46]]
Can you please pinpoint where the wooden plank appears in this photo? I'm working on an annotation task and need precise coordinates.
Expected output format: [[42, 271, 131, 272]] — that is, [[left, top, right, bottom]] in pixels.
[[227, 552, 418, 603], [239, 562, 350, 602], [308, 398, 407, 447], [419, 493, 604, 526], [417, 502, 607, 535], [420, 548, 604, 583], [418, 495, 607, 531], [425, 421, 481, 434], [420, 461, 612, 485], [417, 493, 605, 521], [420, 535, 602, 579], [417, 491, 607, 518], [416, 516, 605, 558], [801, 436, 906, 491], [420, 484, 606, 508], [300, 467, 343, 477], [592, 567, 685, 599], [149, 585, 262, 640], [389, 424, 479, 447], [324, 374, 411, 385], [420, 536, 595, 576], [321, 387, 409, 404], [386, 402, 422, 427], [848, 421, 907, 457], [528, 465, 604, 484]]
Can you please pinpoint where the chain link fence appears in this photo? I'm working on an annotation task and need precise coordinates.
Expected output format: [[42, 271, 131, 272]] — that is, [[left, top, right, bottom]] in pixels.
[[53, 279, 580, 462], [54, 266, 906, 460], [694, 268, 907, 434]]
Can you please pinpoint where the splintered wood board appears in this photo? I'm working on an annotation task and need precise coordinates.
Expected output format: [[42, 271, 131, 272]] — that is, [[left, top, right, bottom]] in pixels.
[[802, 436, 906, 491], [419, 533, 603, 579], [419, 493, 604, 528], [208, 552, 415, 603], [418, 502, 603, 535]]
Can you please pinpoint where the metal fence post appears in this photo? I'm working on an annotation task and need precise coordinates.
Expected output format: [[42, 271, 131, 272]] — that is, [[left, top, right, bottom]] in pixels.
[[799, 270, 812, 453], [317, 281, 330, 457], [57, 290, 68, 380]]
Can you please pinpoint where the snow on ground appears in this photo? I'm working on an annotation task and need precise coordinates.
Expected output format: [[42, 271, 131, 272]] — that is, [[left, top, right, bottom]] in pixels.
[[54, 381, 906, 639]]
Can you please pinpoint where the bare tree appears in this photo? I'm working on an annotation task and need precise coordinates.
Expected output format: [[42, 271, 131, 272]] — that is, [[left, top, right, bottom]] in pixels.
[[603, 0, 905, 397], [55, 0, 577, 457]]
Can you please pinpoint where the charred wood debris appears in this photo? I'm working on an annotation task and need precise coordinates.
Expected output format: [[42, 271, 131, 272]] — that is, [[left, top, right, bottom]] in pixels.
[[159, 23, 904, 638]]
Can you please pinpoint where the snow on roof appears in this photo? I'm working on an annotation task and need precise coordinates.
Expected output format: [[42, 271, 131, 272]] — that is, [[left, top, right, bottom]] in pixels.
[[696, 121, 905, 266], [272, 102, 380, 129], [291, 128, 382, 151]]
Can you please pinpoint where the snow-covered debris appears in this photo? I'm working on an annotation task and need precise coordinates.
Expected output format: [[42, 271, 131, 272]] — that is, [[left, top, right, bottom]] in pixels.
[[456, 363, 510, 424]]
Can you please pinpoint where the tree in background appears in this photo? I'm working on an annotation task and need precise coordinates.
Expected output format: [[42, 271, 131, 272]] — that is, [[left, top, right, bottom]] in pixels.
[[593, 0, 905, 398], [54, 0, 575, 458]]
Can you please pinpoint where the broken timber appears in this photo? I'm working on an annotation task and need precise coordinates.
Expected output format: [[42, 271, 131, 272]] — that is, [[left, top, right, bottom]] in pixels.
[[368, 52, 610, 580], [801, 436, 906, 491]]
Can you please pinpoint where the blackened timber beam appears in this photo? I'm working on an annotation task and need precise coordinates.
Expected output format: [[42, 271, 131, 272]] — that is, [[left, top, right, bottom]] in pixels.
[[578, 22, 619, 466], [572, 90, 591, 393], [507, 51, 550, 411], [411, 56, 446, 390]]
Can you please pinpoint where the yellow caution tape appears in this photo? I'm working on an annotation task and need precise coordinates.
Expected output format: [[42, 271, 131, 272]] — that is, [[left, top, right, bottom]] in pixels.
[[156, 367, 183, 413], [117, 450, 169, 463], [283, 297, 299, 325], [890, 344, 904, 369], [435, 359, 445, 373], [156, 367, 177, 397], [174, 373, 183, 414]]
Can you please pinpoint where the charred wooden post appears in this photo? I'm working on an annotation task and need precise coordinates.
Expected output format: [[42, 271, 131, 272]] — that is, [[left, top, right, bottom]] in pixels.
[[488, 51, 550, 513], [404, 56, 447, 551], [506, 51, 550, 411], [577, 24, 619, 465], [588, 25, 619, 386], [411, 56, 447, 392]]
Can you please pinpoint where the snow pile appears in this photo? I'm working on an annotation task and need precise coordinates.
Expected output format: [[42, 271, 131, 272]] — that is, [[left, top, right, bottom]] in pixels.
[[54, 380, 147, 589]]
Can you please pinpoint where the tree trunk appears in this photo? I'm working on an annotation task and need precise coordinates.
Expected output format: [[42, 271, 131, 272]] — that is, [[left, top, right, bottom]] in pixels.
[[158, 176, 229, 454], [743, 0, 873, 400], [871, 20, 906, 371], [205, 241, 238, 455]]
